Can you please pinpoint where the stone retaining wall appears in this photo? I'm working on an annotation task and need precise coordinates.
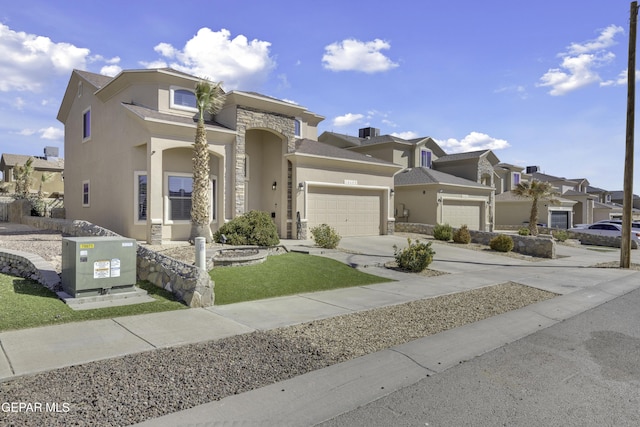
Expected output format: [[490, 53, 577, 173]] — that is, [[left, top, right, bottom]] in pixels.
[[4, 205, 214, 307], [0, 249, 61, 290], [396, 223, 556, 258]]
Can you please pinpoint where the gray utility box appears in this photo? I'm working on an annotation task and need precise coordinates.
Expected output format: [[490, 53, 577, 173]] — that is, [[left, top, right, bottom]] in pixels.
[[62, 236, 137, 298]]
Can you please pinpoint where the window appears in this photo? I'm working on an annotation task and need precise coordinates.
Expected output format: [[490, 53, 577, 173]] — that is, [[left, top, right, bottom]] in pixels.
[[294, 119, 301, 137], [135, 172, 147, 222], [170, 87, 198, 112], [420, 150, 432, 168], [82, 180, 90, 207], [513, 172, 521, 187], [82, 108, 91, 141], [164, 173, 216, 223], [168, 175, 193, 221]]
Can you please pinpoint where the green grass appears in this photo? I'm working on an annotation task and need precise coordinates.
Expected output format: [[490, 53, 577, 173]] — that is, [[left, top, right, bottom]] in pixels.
[[211, 252, 394, 305], [0, 274, 187, 332]]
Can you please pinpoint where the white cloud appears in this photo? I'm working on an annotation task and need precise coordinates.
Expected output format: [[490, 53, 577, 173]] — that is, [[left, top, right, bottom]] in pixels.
[[0, 24, 89, 92], [322, 38, 399, 73], [332, 113, 364, 127], [435, 132, 510, 153], [537, 25, 623, 96], [143, 28, 276, 90], [391, 131, 418, 139], [0, 24, 127, 93], [494, 85, 528, 99], [17, 129, 36, 136], [100, 64, 122, 77], [601, 68, 640, 87], [39, 126, 63, 140]]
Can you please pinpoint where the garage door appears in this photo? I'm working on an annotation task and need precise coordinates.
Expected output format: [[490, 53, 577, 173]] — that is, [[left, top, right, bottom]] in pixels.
[[308, 187, 381, 237], [442, 200, 481, 230], [550, 211, 569, 229]]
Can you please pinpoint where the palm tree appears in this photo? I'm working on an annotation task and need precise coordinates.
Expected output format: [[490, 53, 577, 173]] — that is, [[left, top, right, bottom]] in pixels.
[[512, 180, 559, 236], [190, 79, 226, 244], [12, 157, 34, 199]]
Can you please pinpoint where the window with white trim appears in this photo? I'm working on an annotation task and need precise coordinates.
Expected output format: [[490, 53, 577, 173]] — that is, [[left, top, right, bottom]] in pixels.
[[294, 119, 301, 137], [82, 180, 90, 207], [135, 172, 147, 222], [164, 173, 216, 223], [82, 107, 91, 141], [420, 149, 432, 168], [513, 172, 521, 188], [170, 86, 198, 112]]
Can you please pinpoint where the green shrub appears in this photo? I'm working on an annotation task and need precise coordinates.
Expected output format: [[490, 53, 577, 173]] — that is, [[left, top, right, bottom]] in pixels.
[[553, 229, 569, 242], [310, 224, 341, 249], [393, 238, 435, 272], [489, 234, 514, 252], [213, 210, 280, 246], [518, 227, 530, 236], [433, 223, 453, 241], [452, 225, 471, 244]]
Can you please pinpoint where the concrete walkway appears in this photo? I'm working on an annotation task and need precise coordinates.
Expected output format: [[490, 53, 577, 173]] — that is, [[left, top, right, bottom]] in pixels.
[[1, 234, 639, 426]]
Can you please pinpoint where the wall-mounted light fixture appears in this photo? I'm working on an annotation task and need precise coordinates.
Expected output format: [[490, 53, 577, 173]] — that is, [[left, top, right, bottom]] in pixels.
[[298, 182, 304, 190], [390, 189, 395, 196], [272, 181, 277, 191]]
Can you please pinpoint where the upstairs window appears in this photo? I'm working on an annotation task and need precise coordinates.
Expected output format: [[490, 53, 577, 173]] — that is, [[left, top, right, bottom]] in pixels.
[[82, 108, 91, 141], [294, 119, 301, 137], [513, 172, 521, 187], [170, 87, 198, 112], [420, 150, 432, 168]]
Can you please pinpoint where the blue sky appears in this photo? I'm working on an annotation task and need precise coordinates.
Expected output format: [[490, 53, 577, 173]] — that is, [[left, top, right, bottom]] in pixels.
[[0, 0, 636, 191]]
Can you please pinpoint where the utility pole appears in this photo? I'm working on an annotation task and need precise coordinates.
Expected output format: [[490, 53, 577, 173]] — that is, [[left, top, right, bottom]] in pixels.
[[621, 1, 638, 268]]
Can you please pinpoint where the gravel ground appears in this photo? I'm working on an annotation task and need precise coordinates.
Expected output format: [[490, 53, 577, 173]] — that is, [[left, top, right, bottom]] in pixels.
[[0, 225, 558, 426]]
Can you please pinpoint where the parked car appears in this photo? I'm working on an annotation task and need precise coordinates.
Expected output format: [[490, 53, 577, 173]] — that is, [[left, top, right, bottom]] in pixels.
[[568, 223, 640, 245], [594, 219, 640, 229]]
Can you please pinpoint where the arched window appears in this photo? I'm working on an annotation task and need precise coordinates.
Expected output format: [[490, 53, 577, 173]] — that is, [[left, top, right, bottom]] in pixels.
[[170, 87, 197, 112]]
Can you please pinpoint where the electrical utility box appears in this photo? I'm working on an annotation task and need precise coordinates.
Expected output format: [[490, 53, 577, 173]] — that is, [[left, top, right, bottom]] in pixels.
[[61, 236, 137, 298]]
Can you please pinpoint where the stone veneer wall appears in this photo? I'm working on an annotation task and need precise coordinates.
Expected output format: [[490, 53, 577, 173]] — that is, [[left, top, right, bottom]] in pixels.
[[4, 204, 214, 307], [0, 249, 61, 291], [498, 224, 638, 250], [396, 222, 556, 259]]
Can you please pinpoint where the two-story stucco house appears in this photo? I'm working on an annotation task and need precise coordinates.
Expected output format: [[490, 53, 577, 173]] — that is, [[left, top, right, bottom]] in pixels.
[[319, 128, 495, 231], [57, 68, 401, 243]]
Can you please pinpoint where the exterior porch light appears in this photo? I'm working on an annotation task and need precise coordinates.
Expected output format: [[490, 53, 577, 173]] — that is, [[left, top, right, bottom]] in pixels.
[[272, 181, 277, 191], [298, 182, 304, 191], [390, 189, 395, 196]]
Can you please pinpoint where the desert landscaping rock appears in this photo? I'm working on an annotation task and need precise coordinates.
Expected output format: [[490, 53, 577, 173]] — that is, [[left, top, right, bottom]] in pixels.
[[0, 225, 557, 425]]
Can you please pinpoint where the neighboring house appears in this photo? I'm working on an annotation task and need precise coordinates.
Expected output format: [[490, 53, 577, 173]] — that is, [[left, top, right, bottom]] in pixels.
[[609, 190, 640, 211], [57, 68, 400, 243], [494, 191, 576, 229], [530, 172, 595, 226], [0, 149, 64, 196], [318, 128, 495, 231], [493, 163, 524, 194]]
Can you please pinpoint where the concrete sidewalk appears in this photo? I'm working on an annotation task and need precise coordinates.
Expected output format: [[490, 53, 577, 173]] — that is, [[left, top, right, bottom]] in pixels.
[[1, 235, 639, 425]]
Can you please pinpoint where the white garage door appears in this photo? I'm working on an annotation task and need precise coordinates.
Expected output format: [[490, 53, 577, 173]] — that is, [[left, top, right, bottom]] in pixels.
[[442, 200, 481, 230], [308, 187, 381, 237]]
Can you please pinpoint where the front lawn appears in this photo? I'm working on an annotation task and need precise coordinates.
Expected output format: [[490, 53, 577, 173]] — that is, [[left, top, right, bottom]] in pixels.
[[0, 274, 187, 332], [211, 252, 394, 305]]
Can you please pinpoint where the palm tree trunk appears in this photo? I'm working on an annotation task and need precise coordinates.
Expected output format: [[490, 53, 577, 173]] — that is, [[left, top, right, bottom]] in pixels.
[[190, 121, 212, 243], [529, 197, 539, 236]]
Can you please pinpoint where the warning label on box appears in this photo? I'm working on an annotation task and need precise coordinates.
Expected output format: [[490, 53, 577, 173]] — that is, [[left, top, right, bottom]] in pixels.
[[94, 260, 110, 279], [110, 258, 121, 278]]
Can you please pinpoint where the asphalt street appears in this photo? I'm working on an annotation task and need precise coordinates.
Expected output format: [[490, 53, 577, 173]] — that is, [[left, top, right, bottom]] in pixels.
[[317, 286, 640, 427]]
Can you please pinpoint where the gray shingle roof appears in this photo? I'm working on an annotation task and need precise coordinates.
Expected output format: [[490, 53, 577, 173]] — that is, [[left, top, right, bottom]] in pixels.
[[394, 167, 490, 188], [433, 149, 497, 164], [75, 69, 114, 89], [293, 139, 397, 165], [122, 103, 231, 130], [0, 153, 64, 170]]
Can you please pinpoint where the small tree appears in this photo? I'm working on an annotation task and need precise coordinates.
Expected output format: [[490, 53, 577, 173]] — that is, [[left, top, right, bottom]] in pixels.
[[512, 180, 559, 236], [12, 157, 35, 199]]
